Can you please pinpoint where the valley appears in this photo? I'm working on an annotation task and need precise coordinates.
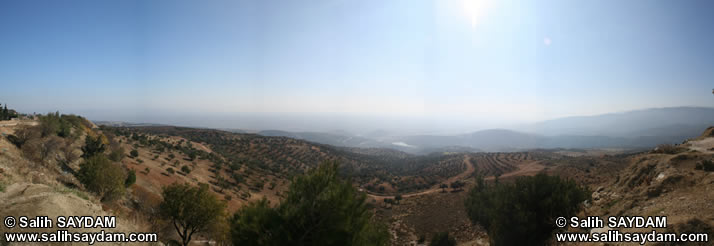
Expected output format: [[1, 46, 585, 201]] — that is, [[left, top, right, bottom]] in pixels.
[[1, 116, 712, 245]]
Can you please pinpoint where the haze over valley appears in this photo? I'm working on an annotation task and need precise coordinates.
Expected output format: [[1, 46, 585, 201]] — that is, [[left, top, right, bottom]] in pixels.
[[2, 0, 714, 245]]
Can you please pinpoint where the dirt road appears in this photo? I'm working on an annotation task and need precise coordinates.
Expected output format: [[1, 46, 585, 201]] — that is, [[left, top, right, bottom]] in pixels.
[[366, 155, 476, 200], [366, 156, 547, 201]]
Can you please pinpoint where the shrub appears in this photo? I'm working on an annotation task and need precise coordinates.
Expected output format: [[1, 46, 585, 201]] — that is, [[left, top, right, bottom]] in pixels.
[[181, 165, 191, 174], [22, 136, 62, 164], [230, 161, 389, 246], [429, 232, 455, 246], [450, 181, 465, 190], [81, 135, 106, 159], [77, 155, 126, 201], [130, 149, 139, 158], [653, 144, 683, 155], [125, 169, 136, 187], [59, 139, 79, 165], [465, 173, 589, 245], [109, 147, 125, 162], [695, 160, 714, 172], [166, 167, 175, 174], [7, 125, 40, 148]]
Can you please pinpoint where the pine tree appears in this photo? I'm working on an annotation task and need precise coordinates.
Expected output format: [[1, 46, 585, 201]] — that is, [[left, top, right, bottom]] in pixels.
[[1, 104, 6, 120], [231, 161, 389, 246], [4, 104, 10, 120]]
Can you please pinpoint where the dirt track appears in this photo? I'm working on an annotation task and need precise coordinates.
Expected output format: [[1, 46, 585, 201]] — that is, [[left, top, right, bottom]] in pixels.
[[366, 156, 547, 201], [366, 155, 476, 200]]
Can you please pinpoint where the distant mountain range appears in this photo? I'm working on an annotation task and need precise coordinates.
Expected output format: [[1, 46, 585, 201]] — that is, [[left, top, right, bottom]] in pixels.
[[255, 107, 714, 154]]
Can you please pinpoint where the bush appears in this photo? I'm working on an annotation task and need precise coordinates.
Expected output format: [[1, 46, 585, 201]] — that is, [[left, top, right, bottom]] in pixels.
[[109, 147, 125, 162], [125, 169, 136, 187], [7, 125, 40, 148], [653, 144, 683, 154], [81, 135, 106, 159], [695, 160, 714, 172], [181, 165, 191, 174], [166, 167, 175, 174], [230, 161, 389, 246], [465, 173, 589, 245], [130, 149, 139, 158], [429, 232, 455, 246], [22, 136, 63, 164], [38, 112, 86, 138], [77, 155, 126, 201]]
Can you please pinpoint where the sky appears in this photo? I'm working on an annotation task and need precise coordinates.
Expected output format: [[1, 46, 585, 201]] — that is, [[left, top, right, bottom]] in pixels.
[[1, 0, 713, 133]]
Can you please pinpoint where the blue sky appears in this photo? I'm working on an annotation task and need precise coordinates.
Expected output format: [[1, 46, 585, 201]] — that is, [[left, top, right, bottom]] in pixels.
[[1, 0, 713, 131]]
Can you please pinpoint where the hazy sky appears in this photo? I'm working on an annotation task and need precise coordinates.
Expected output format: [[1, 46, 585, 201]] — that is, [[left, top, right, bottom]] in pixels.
[[1, 0, 713, 132]]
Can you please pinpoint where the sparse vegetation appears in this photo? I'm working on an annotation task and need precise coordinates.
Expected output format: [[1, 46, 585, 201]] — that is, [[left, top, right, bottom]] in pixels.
[[22, 135, 62, 164], [653, 144, 684, 155], [6, 125, 39, 148]]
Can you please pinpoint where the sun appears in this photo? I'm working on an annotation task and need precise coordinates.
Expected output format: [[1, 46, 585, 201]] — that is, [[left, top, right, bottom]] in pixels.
[[462, 0, 492, 28]]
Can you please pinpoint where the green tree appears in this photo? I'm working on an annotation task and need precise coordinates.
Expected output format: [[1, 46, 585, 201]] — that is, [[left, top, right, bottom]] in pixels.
[[125, 169, 136, 187], [160, 183, 226, 246], [181, 165, 191, 174], [77, 155, 126, 201], [130, 149, 139, 158], [81, 135, 106, 159], [429, 232, 456, 246], [2, 104, 8, 120], [230, 161, 389, 246], [464, 173, 589, 245], [38, 112, 61, 137], [1, 104, 6, 120]]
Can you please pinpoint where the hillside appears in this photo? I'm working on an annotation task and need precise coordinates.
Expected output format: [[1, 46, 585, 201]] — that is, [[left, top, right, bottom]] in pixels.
[[0, 117, 153, 245], [542, 130, 714, 246], [3, 114, 712, 245], [525, 107, 714, 137]]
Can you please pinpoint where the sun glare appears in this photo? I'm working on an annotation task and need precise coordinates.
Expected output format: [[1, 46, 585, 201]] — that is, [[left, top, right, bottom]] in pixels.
[[462, 0, 492, 28]]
